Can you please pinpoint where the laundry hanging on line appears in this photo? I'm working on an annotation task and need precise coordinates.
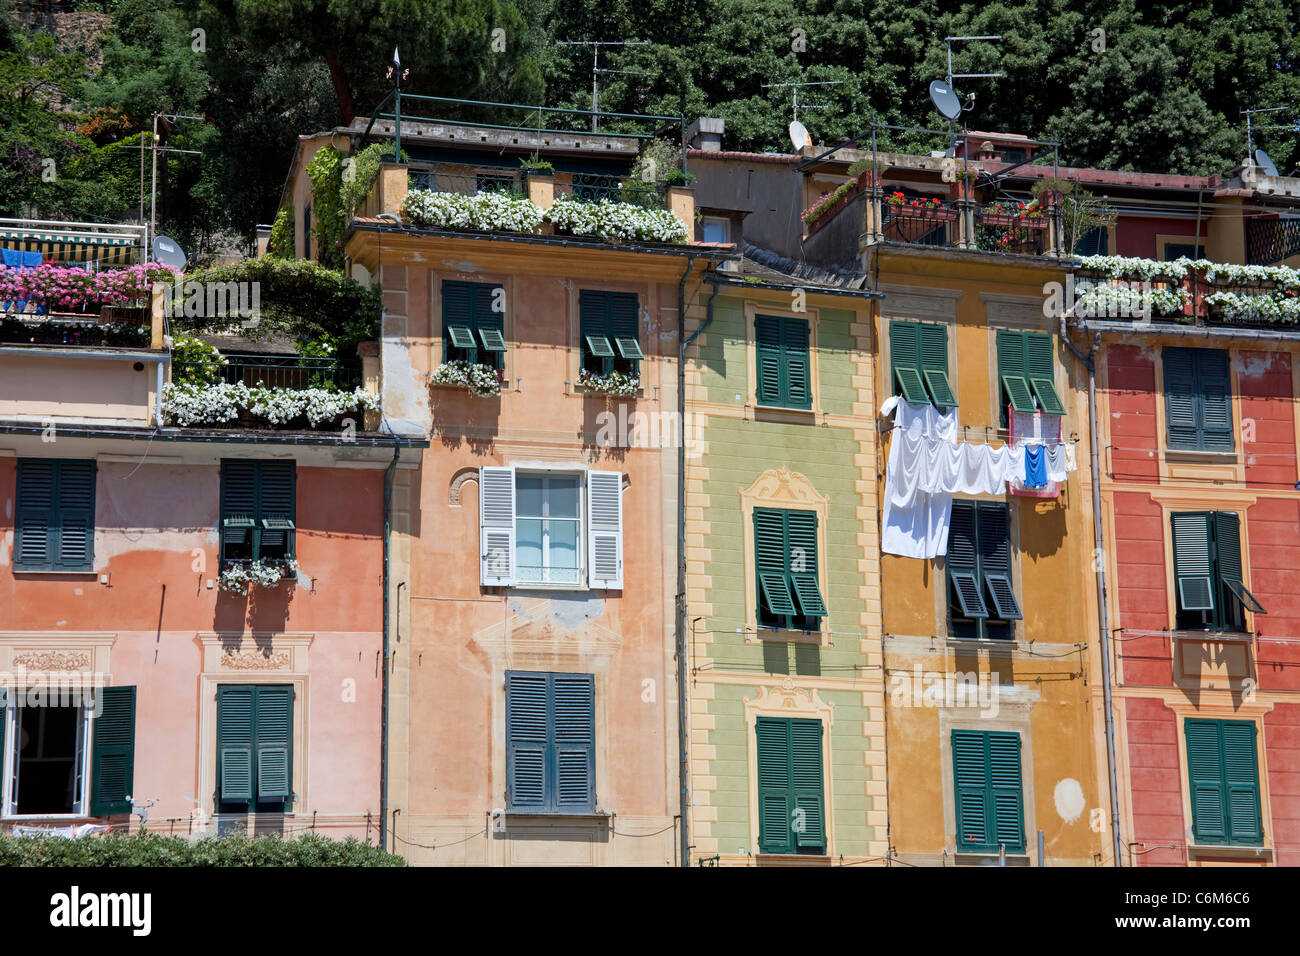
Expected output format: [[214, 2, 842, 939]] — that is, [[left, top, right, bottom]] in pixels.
[[881, 397, 1078, 558]]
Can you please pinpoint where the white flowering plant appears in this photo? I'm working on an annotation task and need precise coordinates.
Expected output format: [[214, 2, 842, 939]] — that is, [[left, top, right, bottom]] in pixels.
[[1204, 291, 1300, 324], [545, 194, 689, 243], [430, 360, 502, 397], [401, 189, 544, 232], [578, 367, 639, 395], [162, 382, 379, 427], [219, 557, 300, 594], [1076, 255, 1300, 292]]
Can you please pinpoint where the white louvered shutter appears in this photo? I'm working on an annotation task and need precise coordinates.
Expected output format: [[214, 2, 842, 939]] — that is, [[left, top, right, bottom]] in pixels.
[[479, 466, 516, 586], [586, 470, 623, 589]]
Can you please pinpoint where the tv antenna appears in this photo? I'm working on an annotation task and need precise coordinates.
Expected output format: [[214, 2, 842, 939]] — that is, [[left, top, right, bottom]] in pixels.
[[939, 35, 1003, 156], [761, 80, 845, 124], [558, 40, 652, 132], [142, 112, 204, 258], [1241, 106, 1299, 175]]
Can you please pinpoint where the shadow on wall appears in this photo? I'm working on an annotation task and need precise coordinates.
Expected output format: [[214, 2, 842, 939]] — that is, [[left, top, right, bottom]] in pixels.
[[1018, 496, 1067, 561], [213, 583, 294, 638], [581, 394, 632, 464], [432, 387, 500, 455]]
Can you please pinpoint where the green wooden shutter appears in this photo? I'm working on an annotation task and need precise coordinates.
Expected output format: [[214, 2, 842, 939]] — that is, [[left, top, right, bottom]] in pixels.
[[443, 281, 479, 363], [755, 315, 784, 405], [786, 510, 825, 618], [552, 673, 595, 810], [988, 732, 1026, 851], [90, 685, 136, 816], [1213, 512, 1266, 614], [1197, 350, 1234, 451], [579, 290, 612, 371], [1025, 333, 1064, 415], [257, 461, 296, 559], [978, 504, 1021, 620], [754, 508, 796, 616], [953, 730, 1024, 853], [1186, 719, 1228, 842], [54, 460, 96, 570], [608, 293, 640, 369], [217, 685, 255, 803], [254, 685, 293, 803], [889, 321, 929, 404], [14, 459, 55, 569], [952, 729, 990, 849], [506, 671, 548, 810], [947, 502, 988, 618], [1171, 512, 1215, 611], [1221, 721, 1262, 844], [1163, 347, 1200, 449], [220, 461, 258, 561], [782, 317, 811, 408], [997, 330, 1034, 413], [919, 323, 956, 407], [789, 719, 825, 849], [756, 717, 793, 853]]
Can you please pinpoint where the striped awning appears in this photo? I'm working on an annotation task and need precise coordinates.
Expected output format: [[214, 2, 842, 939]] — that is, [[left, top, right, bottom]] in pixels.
[[0, 231, 139, 267]]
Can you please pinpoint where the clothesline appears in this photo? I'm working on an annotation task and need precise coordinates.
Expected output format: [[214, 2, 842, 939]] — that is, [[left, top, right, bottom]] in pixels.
[[881, 424, 1083, 446]]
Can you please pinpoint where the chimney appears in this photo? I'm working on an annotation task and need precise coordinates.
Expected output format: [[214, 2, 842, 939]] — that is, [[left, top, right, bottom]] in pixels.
[[686, 117, 725, 152]]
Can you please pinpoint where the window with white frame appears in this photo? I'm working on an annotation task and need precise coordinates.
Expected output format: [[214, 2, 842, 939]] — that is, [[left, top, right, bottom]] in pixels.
[[479, 466, 623, 590], [701, 217, 730, 244], [1, 686, 136, 819], [3, 696, 90, 816]]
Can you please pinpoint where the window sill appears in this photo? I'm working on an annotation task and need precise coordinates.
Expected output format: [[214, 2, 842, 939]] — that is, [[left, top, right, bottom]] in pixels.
[[1170, 629, 1254, 643], [750, 626, 827, 646], [12, 569, 96, 576], [503, 810, 610, 820], [752, 403, 818, 421], [1164, 447, 1237, 460], [573, 386, 644, 400], [953, 850, 1031, 866], [1186, 843, 1271, 862], [753, 852, 832, 866]]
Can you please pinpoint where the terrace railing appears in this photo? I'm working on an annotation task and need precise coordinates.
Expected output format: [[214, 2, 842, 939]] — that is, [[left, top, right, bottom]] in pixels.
[[174, 353, 362, 390]]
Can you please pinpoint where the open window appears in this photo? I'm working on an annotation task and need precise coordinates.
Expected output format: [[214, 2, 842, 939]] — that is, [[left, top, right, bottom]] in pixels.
[[443, 280, 506, 371], [1172, 511, 1265, 632], [890, 321, 955, 408], [948, 501, 1021, 640], [579, 290, 640, 378], [754, 508, 825, 632], [996, 330, 1064, 425]]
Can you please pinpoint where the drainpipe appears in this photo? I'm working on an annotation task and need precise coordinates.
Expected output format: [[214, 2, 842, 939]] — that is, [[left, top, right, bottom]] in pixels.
[[1059, 309, 1123, 867], [675, 256, 707, 867], [380, 439, 401, 851]]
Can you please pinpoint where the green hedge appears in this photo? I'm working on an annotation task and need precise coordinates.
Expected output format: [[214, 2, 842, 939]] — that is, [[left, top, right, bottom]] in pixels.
[[0, 832, 405, 867]]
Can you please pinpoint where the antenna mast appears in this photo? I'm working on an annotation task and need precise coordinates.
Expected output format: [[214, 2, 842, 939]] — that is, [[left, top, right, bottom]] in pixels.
[[558, 40, 652, 132]]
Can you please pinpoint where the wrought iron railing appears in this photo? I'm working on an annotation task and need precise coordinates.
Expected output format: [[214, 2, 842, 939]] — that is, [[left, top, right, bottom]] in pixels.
[[407, 169, 525, 198], [880, 201, 954, 247], [557, 174, 665, 208], [173, 353, 361, 390], [973, 202, 1049, 255], [1246, 216, 1300, 265]]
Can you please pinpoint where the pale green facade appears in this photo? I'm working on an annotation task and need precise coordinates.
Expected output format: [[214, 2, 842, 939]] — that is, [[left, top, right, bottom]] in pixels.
[[684, 287, 887, 864]]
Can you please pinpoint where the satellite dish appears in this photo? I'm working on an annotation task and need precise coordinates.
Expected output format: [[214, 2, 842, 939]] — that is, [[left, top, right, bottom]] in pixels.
[[930, 80, 963, 121], [151, 235, 187, 270], [1255, 148, 1280, 177], [788, 120, 811, 152]]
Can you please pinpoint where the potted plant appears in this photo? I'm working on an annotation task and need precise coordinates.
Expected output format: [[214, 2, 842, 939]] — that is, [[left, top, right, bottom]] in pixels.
[[430, 359, 503, 397], [883, 192, 958, 243], [577, 368, 639, 396]]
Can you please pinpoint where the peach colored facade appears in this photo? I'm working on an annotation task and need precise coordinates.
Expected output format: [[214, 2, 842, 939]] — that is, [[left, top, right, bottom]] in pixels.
[[347, 228, 703, 864], [0, 429, 396, 838]]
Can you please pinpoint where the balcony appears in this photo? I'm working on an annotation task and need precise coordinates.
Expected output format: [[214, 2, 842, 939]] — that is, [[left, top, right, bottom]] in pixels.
[[0, 259, 167, 428], [1068, 255, 1300, 329]]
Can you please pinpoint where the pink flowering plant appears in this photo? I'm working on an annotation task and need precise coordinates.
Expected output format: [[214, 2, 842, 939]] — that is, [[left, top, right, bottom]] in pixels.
[[0, 262, 178, 312]]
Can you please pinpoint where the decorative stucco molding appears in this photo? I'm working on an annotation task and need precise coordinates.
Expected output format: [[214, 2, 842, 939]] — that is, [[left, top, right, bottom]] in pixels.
[[11, 650, 91, 671]]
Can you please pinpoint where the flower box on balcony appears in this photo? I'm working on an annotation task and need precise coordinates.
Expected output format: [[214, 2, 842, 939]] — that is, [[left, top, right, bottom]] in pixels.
[[977, 211, 1048, 229], [884, 202, 957, 243]]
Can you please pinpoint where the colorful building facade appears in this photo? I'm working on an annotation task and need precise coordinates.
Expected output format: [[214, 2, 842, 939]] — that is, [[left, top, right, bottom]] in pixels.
[[681, 256, 887, 865]]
